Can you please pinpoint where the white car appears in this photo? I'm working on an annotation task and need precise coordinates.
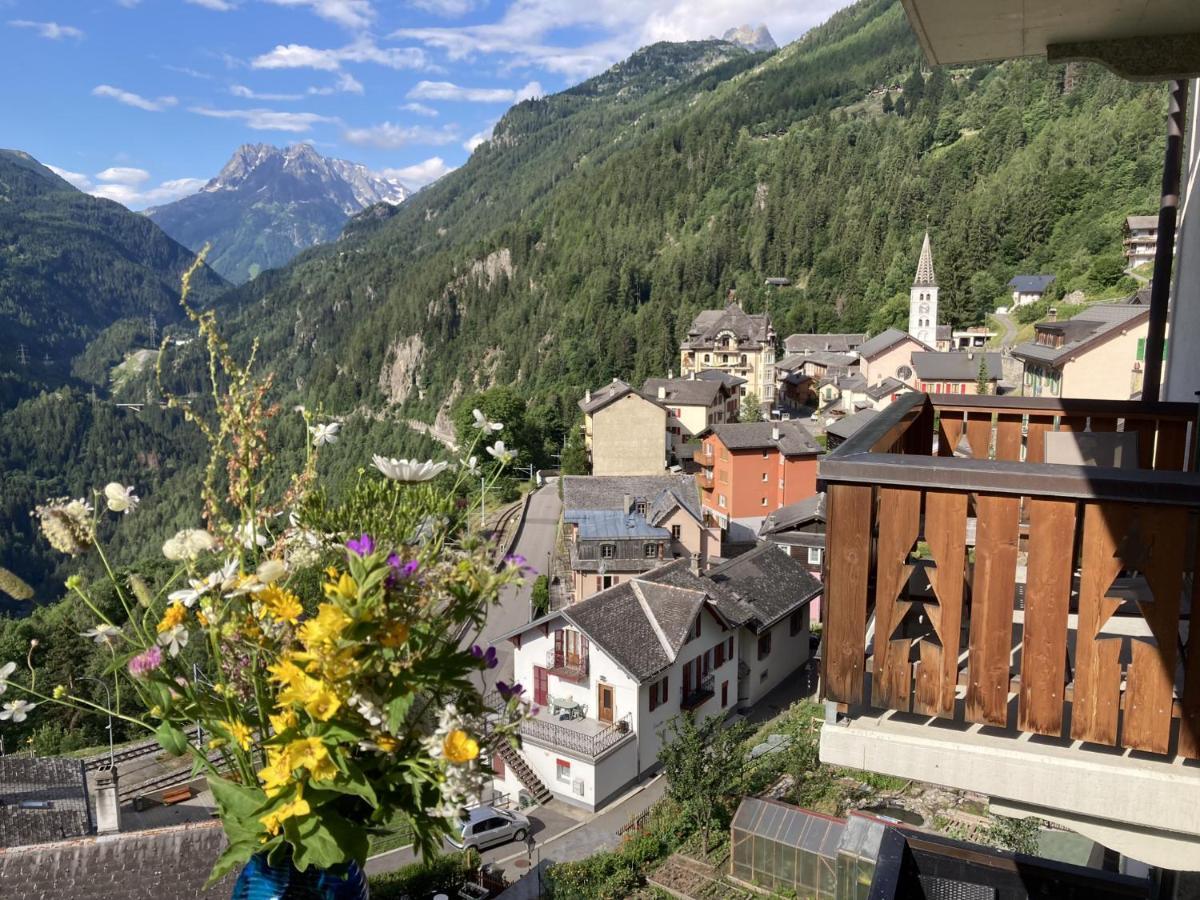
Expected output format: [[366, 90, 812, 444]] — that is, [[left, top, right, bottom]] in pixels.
[[446, 806, 531, 852]]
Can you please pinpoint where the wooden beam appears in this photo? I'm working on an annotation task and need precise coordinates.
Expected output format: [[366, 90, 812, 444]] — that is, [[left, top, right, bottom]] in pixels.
[[822, 484, 874, 704], [965, 494, 1020, 726]]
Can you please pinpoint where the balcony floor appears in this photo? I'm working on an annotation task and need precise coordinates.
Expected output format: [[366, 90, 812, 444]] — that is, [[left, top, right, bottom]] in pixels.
[[529, 706, 612, 736]]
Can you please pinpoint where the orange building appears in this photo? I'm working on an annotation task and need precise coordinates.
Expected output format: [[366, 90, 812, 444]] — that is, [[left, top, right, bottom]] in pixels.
[[694, 421, 822, 543]]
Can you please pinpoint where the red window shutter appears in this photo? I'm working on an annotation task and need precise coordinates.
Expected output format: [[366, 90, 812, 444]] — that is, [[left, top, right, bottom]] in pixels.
[[595, 576, 602, 591], [554, 629, 563, 662], [493, 753, 505, 779], [727, 636, 734, 659]]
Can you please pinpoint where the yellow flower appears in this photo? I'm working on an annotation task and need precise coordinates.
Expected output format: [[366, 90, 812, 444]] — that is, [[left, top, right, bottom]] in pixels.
[[156, 602, 187, 634], [303, 685, 342, 722], [196, 610, 210, 628], [221, 719, 253, 751], [299, 602, 352, 650], [52, 685, 67, 699], [323, 573, 358, 603], [269, 708, 298, 734], [208, 737, 227, 750], [260, 585, 303, 625], [260, 791, 311, 836], [285, 737, 338, 782], [373, 735, 399, 753], [443, 729, 479, 765], [258, 752, 294, 797], [379, 620, 410, 649], [268, 658, 309, 689], [324, 566, 340, 580]]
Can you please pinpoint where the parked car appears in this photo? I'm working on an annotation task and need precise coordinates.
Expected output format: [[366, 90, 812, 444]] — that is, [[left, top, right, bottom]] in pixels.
[[446, 806, 531, 852]]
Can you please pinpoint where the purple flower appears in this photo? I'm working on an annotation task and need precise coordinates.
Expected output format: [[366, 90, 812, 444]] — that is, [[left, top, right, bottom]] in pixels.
[[497, 681, 524, 701], [471, 645, 499, 669], [128, 646, 164, 678], [346, 533, 375, 557], [504, 554, 537, 575]]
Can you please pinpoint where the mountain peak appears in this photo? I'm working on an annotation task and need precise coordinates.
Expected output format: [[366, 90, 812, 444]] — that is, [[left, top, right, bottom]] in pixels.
[[721, 24, 777, 52]]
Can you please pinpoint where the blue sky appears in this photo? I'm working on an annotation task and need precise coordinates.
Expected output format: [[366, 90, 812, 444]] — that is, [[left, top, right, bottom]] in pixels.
[[1, 0, 848, 208]]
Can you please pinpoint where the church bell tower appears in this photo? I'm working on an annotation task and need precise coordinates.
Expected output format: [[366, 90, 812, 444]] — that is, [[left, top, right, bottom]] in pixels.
[[909, 231, 938, 346]]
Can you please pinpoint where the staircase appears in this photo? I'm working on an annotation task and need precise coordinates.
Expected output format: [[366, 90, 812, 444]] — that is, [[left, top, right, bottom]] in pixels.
[[488, 734, 552, 805]]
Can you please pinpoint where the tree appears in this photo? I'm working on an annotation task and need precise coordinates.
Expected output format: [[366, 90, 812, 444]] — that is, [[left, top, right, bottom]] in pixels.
[[560, 421, 589, 475], [880, 92, 893, 115], [740, 392, 764, 422], [660, 712, 752, 854], [976, 355, 992, 396]]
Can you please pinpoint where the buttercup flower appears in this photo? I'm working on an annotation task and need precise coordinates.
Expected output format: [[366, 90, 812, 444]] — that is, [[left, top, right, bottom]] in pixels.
[[80, 624, 123, 646], [269, 708, 298, 735], [472, 409, 503, 433], [162, 529, 217, 562], [103, 482, 140, 515], [310, 422, 340, 447], [372, 455, 450, 482], [485, 441, 515, 465], [33, 497, 94, 556], [0, 699, 35, 723], [128, 646, 163, 677], [0, 661, 16, 696], [443, 729, 480, 765], [345, 533, 375, 557]]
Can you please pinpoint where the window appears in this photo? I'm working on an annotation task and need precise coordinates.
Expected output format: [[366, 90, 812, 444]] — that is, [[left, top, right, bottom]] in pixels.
[[808, 547, 823, 566], [704, 354, 711, 363], [601, 575, 616, 590], [715, 640, 725, 668], [556, 759, 571, 783], [649, 680, 659, 711], [600, 543, 615, 559], [761, 497, 768, 507], [671, 524, 681, 541], [721, 681, 729, 707], [649, 674, 668, 711], [635, 501, 647, 516], [761, 472, 768, 482], [643, 542, 658, 559], [762, 450, 769, 459], [757, 632, 772, 660], [727, 636, 734, 659], [718, 494, 727, 508], [790, 610, 804, 636]]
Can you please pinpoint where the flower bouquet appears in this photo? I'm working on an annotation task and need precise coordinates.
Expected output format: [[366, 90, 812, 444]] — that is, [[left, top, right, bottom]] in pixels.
[[0, 254, 532, 893]]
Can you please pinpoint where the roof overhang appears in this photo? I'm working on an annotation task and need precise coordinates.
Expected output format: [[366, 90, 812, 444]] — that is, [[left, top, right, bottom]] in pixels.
[[900, 0, 1200, 80]]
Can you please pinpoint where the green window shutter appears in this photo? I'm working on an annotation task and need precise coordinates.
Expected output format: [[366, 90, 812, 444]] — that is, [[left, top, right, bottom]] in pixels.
[[1137, 338, 1145, 362]]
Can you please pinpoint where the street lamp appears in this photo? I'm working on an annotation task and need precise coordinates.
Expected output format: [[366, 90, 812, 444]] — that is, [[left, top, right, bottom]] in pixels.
[[77, 676, 114, 770]]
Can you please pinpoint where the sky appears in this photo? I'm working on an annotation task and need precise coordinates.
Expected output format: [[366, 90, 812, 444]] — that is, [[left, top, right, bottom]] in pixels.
[[1, 0, 849, 208]]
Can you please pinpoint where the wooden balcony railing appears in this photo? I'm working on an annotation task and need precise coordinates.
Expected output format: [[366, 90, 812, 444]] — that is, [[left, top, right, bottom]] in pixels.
[[819, 392, 1200, 762]]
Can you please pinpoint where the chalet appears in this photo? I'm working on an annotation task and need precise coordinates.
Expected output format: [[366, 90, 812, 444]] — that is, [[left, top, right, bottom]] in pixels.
[[910, 350, 1002, 395], [1011, 297, 1151, 400], [1124, 215, 1159, 268], [1007, 274, 1055, 307], [643, 372, 743, 462], [679, 298, 776, 407], [695, 421, 822, 548], [856, 328, 932, 388], [578, 379, 666, 476], [560, 475, 714, 601], [493, 548, 819, 809]]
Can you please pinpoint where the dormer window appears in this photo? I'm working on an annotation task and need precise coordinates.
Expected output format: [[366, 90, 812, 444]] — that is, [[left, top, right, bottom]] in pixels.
[[600, 543, 615, 559], [635, 500, 647, 516], [643, 542, 658, 558]]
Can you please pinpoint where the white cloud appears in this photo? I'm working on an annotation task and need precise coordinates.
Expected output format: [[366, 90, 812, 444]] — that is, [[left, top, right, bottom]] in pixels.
[[263, 0, 374, 30], [231, 83, 304, 101], [408, 0, 480, 17], [8, 19, 84, 40], [342, 122, 459, 149], [400, 102, 438, 117], [45, 164, 204, 210], [190, 106, 338, 131], [93, 84, 178, 112], [96, 167, 151, 185], [186, 0, 236, 10], [252, 38, 430, 73], [380, 156, 455, 188], [306, 72, 365, 95], [463, 125, 493, 152], [166, 65, 214, 79], [407, 79, 542, 103]]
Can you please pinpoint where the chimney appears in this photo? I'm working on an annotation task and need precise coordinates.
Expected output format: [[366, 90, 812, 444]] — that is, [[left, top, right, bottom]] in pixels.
[[94, 768, 121, 835], [612, 376, 619, 384], [772, 425, 780, 441], [658, 386, 666, 400], [1048, 307, 1058, 322], [967, 351, 974, 361], [668, 369, 674, 379], [689, 553, 702, 576], [585, 388, 591, 403], [623, 494, 632, 515]]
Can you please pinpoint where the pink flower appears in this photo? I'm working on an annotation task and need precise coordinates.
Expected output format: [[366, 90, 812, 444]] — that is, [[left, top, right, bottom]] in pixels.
[[128, 645, 164, 678]]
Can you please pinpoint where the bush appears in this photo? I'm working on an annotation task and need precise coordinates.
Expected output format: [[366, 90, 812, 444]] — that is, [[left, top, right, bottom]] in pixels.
[[545, 850, 642, 900], [369, 852, 476, 899], [531, 575, 550, 618]]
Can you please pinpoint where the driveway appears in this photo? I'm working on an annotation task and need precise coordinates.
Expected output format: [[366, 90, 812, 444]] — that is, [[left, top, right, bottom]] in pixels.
[[993, 311, 1018, 348], [466, 482, 562, 684]]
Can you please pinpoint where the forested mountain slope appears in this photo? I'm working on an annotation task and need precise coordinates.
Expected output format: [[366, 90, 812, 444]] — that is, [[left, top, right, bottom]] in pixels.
[[224, 0, 1164, 444], [0, 150, 227, 410]]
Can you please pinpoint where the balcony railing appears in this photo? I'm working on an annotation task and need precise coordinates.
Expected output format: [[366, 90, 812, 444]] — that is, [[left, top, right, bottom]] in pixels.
[[693, 447, 714, 466], [820, 392, 1200, 762], [546, 648, 588, 681], [681, 673, 715, 711], [518, 712, 633, 759]]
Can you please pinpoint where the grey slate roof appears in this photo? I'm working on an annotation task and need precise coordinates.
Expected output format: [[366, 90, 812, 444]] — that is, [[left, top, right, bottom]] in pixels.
[[820, 372, 867, 392], [682, 303, 772, 350], [561, 475, 701, 521], [708, 420, 822, 456], [865, 376, 909, 401], [1011, 302, 1149, 367], [935, 324, 952, 342], [643, 376, 724, 407], [825, 408, 880, 440], [911, 351, 1002, 382], [1126, 215, 1158, 230], [856, 328, 930, 360], [760, 493, 827, 535], [1008, 274, 1055, 293], [579, 378, 659, 415], [703, 543, 822, 631], [783, 333, 865, 355], [0, 756, 90, 848], [567, 509, 671, 540], [693, 369, 747, 388], [778, 351, 855, 372]]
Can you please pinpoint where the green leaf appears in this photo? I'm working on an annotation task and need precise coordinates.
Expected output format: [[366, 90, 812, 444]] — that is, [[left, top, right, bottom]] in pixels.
[[317, 759, 378, 808], [154, 721, 190, 757], [385, 693, 414, 732], [205, 838, 259, 887]]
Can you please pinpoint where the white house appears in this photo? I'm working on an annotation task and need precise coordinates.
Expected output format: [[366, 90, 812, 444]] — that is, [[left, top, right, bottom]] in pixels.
[[491, 547, 820, 810], [1007, 274, 1055, 307]]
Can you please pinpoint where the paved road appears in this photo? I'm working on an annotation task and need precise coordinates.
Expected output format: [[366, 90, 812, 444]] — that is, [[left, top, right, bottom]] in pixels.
[[993, 311, 1018, 348], [469, 482, 562, 684]]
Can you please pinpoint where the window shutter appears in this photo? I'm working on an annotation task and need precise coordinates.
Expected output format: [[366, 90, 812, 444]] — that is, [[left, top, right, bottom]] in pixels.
[[554, 629, 563, 658], [649, 682, 658, 711], [595, 576, 602, 591]]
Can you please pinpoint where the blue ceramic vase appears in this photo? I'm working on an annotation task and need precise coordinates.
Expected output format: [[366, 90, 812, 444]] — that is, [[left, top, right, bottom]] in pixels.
[[231, 853, 369, 899]]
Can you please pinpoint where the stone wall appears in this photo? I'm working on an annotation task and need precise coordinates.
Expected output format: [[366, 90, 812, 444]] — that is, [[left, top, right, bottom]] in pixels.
[[0, 820, 236, 899]]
